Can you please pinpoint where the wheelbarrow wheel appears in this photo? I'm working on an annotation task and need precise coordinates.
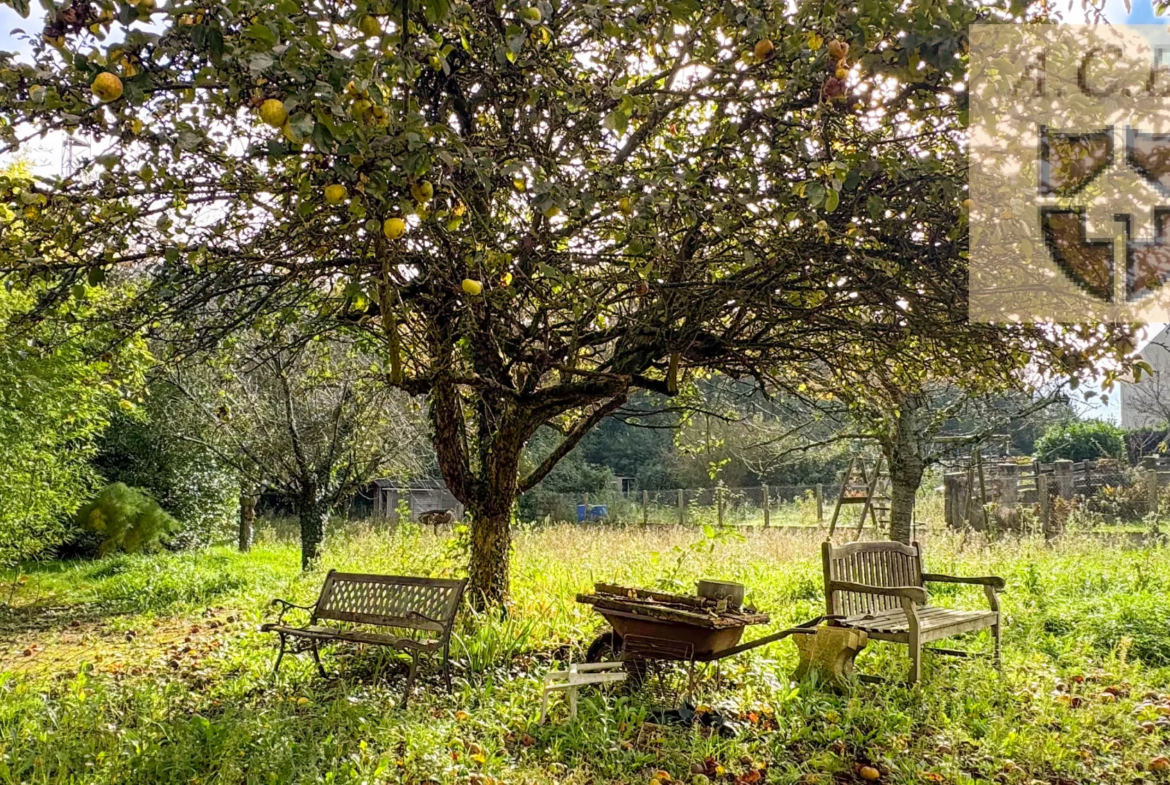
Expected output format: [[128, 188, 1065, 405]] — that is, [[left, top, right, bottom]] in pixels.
[[584, 631, 647, 687]]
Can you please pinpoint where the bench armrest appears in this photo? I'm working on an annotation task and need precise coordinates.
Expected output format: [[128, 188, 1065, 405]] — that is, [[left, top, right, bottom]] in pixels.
[[271, 598, 316, 624], [922, 573, 1005, 590], [830, 581, 928, 605]]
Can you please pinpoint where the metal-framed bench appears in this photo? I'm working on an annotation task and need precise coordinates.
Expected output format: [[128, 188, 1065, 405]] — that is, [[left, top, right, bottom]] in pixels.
[[260, 571, 467, 707], [821, 540, 1004, 683]]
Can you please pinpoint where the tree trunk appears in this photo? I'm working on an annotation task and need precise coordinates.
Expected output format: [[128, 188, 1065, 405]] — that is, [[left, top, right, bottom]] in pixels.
[[465, 502, 512, 608], [886, 394, 927, 544], [297, 484, 328, 570], [238, 493, 256, 553]]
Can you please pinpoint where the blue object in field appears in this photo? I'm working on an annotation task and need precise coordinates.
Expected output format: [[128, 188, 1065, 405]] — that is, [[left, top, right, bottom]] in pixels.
[[576, 504, 609, 522]]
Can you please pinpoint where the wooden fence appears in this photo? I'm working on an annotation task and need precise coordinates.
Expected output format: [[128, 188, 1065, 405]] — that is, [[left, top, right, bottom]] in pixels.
[[943, 456, 1168, 537]]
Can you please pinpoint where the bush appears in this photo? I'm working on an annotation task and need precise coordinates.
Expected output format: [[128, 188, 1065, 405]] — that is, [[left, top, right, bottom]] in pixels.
[[1034, 419, 1126, 462], [72, 483, 178, 557], [94, 393, 239, 549]]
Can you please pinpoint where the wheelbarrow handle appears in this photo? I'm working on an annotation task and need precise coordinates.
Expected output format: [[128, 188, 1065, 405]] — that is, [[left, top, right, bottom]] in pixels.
[[703, 615, 845, 660]]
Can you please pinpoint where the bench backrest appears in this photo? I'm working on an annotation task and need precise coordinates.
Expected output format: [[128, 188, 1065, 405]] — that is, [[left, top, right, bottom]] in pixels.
[[822, 540, 924, 617], [312, 572, 467, 637]]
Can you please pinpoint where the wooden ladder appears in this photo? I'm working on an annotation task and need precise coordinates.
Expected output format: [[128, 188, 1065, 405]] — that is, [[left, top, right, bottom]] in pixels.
[[827, 457, 891, 540]]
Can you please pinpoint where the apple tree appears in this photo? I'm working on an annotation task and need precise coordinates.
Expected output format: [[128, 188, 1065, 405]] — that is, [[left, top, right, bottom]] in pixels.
[[0, 0, 1129, 603]]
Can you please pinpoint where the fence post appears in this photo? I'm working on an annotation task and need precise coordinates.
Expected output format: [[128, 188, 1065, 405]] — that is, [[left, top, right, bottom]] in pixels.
[[1054, 459, 1074, 500], [1038, 475, 1053, 541], [677, 489, 685, 526], [1148, 469, 1160, 517], [583, 492, 589, 522], [717, 486, 725, 527], [761, 484, 770, 528], [642, 489, 649, 527], [816, 483, 824, 524]]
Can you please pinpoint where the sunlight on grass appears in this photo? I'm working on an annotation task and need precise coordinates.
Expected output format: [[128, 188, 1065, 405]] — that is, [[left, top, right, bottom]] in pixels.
[[1, 524, 1169, 784]]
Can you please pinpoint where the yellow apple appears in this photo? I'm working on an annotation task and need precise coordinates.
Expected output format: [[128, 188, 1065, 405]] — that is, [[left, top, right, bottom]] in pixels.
[[383, 217, 407, 240], [827, 40, 849, 60], [618, 196, 633, 215], [358, 15, 381, 37], [754, 39, 774, 60], [411, 181, 434, 203], [324, 184, 348, 205], [462, 278, 484, 295], [259, 98, 288, 127], [91, 72, 123, 103]]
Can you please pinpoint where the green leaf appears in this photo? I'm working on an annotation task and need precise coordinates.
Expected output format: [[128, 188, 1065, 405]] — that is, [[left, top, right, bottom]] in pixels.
[[805, 182, 825, 208], [602, 109, 629, 134], [248, 23, 277, 47], [824, 189, 839, 213]]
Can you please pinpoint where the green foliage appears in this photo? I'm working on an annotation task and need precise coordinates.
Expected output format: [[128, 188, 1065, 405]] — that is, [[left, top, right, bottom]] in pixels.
[[518, 427, 613, 519], [1034, 419, 1126, 462], [73, 483, 179, 557], [0, 267, 148, 566], [95, 389, 239, 548]]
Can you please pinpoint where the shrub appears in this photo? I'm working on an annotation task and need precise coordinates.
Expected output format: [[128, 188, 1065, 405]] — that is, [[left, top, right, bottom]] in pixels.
[[94, 394, 239, 549], [1034, 419, 1126, 462], [72, 483, 178, 557]]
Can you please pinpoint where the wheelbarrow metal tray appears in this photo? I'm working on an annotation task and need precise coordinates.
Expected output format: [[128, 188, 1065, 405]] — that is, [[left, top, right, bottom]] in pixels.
[[576, 583, 770, 659]]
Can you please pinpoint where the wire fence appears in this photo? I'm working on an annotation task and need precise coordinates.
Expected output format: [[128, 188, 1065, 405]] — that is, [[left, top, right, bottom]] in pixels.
[[522, 485, 842, 528]]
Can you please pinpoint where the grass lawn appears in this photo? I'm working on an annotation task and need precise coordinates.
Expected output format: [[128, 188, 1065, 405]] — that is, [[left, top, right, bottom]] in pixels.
[[2, 524, 1170, 784]]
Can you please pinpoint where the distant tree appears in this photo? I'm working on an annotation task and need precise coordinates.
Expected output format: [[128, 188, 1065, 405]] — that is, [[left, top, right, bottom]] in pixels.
[[165, 326, 429, 568], [1119, 333, 1170, 428], [1034, 420, 1126, 463]]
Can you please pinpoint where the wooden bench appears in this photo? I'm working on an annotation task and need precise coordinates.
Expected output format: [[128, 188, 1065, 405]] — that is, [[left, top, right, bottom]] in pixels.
[[822, 540, 1003, 684], [261, 571, 467, 707]]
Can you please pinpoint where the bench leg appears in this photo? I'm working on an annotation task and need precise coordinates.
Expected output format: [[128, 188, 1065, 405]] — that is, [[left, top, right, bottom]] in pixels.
[[400, 652, 419, 709], [272, 633, 288, 680], [539, 684, 551, 724], [908, 635, 922, 685], [309, 640, 328, 679], [442, 640, 453, 693], [992, 621, 1003, 671]]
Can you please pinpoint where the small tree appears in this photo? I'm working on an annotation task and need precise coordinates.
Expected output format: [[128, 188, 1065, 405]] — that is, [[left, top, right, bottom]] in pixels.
[[165, 326, 428, 568], [73, 482, 177, 557]]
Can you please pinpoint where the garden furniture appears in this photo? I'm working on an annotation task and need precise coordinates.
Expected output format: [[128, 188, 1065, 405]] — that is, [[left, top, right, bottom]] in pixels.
[[539, 661, 627, 723], [261, 571, 466, 707], [821, 540, 1003, 683]]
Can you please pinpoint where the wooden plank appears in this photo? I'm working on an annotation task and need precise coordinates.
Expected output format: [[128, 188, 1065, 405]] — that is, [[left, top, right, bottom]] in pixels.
[[577, 594, 768, 628], [591, 583, 713, 609]]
